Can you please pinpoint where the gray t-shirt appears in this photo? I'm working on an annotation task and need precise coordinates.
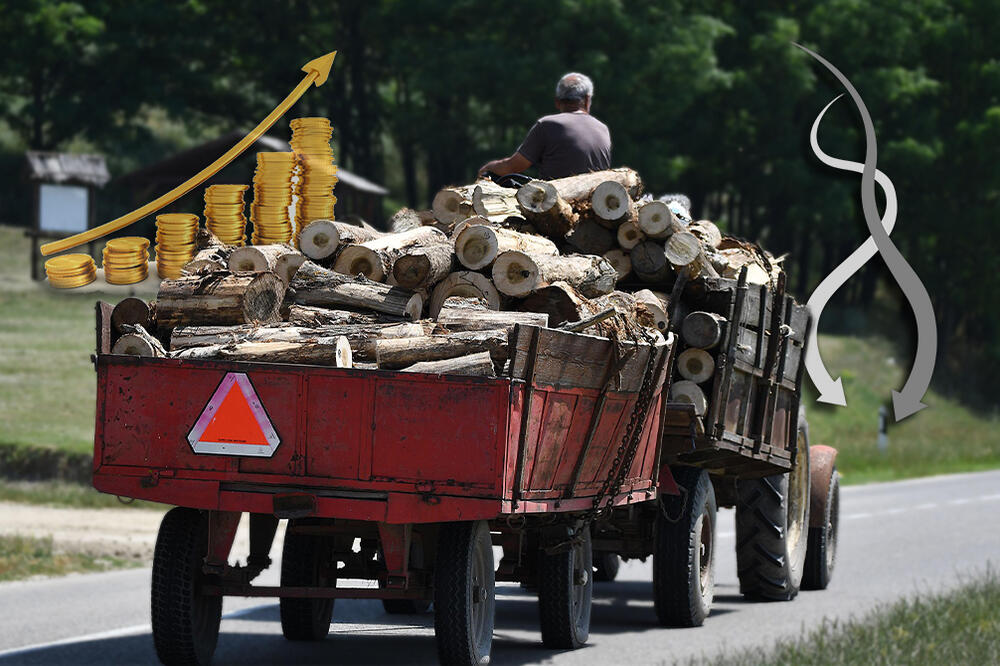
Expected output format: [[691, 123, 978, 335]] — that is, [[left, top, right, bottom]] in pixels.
[[516, 111, 612, 180]]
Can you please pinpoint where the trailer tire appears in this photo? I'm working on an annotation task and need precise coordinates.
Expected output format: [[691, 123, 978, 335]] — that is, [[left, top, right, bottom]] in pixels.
[[538, 528, 593, 649], [803, 467, 839, 590], [280, 520, 335, 641], [434, 520, 495, 665], [151, 507, 222, 666], [653, 466, 716, 627], [593, 551, 620, 582], [735, 442, 810, 601]]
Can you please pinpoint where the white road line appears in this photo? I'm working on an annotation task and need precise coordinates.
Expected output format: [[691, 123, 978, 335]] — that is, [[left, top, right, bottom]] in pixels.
[[844, 512, 872, 520], [914, 503, 938, 510], [981, 494, 1000, 501], [0, 604, 272, 659], [948, 498, 972, 505]]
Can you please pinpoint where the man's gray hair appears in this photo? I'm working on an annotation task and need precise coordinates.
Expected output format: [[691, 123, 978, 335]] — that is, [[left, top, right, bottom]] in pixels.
[[555, 73, 594, 101]]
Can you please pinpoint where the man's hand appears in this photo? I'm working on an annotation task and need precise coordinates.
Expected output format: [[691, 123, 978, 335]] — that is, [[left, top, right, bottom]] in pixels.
[[478, 152, 532, 179]]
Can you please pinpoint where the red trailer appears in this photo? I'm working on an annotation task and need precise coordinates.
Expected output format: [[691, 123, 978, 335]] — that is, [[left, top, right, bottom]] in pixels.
[[91, 308, 675, 665]]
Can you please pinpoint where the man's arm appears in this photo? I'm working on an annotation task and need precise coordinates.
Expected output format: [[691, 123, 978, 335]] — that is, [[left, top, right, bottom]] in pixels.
[[478, 152, 532, 178]]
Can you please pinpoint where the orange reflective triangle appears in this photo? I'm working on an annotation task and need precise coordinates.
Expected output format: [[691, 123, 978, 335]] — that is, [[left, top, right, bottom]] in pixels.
[[198, 381, 270, 445]]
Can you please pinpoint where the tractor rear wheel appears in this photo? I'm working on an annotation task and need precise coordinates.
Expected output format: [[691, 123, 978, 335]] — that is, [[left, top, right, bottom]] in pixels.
[[653, 466, 717, 626], [151, 507, 222, 666], [280, 519, 335, 641], [434, 520, 495, 665], [538, 528, 593, 649]]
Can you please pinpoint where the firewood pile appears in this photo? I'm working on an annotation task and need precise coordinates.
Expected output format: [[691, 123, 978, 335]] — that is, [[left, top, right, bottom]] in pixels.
[[107, 168, 784, 391]]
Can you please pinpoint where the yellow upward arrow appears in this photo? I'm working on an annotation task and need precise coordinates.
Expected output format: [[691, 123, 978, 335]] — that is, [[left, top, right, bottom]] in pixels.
[[41, 51, 337, 256]]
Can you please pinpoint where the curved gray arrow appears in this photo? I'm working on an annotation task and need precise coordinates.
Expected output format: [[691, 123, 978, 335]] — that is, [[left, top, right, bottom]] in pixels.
[[804, 95, 898, 406], [795, 43, 937, 420]]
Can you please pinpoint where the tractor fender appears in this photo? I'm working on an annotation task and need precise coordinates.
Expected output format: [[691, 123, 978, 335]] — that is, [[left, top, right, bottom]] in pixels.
[[808, 445, 838, 528]]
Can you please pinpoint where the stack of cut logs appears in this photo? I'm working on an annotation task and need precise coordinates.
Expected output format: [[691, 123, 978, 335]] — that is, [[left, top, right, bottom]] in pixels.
[[108, 168, 781, 389]]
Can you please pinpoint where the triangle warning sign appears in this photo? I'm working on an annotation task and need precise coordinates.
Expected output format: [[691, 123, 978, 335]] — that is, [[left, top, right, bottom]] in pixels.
[[187, 372, 280, 457]]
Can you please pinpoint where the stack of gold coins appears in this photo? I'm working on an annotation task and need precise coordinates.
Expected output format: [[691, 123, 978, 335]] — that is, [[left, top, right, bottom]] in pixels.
[[250, 152, 296, 244], [290, 117, 338, 238], [102, 237, 150, 285], [204, 184, 248, 245], [155, 213, 199, 279], [45, 254, 97, 288]]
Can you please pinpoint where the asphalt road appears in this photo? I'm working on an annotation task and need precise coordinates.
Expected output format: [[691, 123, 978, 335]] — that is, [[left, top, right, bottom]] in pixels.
[[1, 470, 998, 665]]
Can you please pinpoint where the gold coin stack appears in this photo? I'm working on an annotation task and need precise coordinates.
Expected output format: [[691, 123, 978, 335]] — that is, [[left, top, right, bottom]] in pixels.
[[290, 117, 338, 238], [102, 237, 150, 285], [250, 152, 296, 244], [155, 213, 199, 279], [45, 253, 97, 288], [204, 184, 249, 245]]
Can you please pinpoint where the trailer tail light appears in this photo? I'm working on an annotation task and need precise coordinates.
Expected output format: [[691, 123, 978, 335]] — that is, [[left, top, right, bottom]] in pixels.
[[188, 372, 280, 457]]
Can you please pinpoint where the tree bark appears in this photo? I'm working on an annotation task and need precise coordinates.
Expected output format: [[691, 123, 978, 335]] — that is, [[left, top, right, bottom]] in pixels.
[[112, 324, 166, 357], [492, 251, 616, 298], [429, 271, 501, 317], [183, 246, 232, 275], [565, 219, 616, 255], [514, 281, 589, 327], [688, 220, 722, 249], [298, 219, 383, 261], [156, 272, 285, 328], [633, 289, 669, 332], [334, 227, 447, 282], [436, 304, 548, 331], [287, 304, 404, 327], [400, 351, 495, 377], [472, 183, 520, 221], [390, 240, 454, 290], [174, 337, 353, 367], [375, 329, 508, 369], [290, 261, 423, 320], [111, 297, 153, 333], [630, 241, 672, 283], [454, 224, 557, 270]]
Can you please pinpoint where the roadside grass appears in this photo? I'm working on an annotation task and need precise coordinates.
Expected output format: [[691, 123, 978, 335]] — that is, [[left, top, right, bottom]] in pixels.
[[704, 571, 1000, 666], [1, 223, 998, 484], [0, 534, 139, 582], [0, 480, 160, 510]]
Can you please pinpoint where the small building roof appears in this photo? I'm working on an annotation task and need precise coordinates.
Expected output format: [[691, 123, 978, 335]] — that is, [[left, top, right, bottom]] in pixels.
[[25, 151, 110, 187]]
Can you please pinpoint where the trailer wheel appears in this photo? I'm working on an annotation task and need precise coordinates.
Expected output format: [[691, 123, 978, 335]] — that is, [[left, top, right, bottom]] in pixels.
[[735, 437, 810, 601], [538, 528, 593, 649], [803, 467, 839, 590], [653, 466, 717, 627], [593, 551, 620, 582], [434, 520, 495, 665], [151, 507, 222, 666], [280, 520, 335, 641]]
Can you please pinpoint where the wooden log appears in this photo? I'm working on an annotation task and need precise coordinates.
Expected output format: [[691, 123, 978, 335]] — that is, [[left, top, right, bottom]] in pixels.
[[515, 281, 588, 327], [616, 221, 645, 250], [492, 252, 616, 298], [516, 180, 578, 238], [689, 220, 722, 249], [432, 183, 485, 226], [677, 347, 715, 383], [287, 305, 401, 327], [630, 241, 672, 283], [111, 297, 152, 333], [274, 252, 305, 284], [602, 249, 631, 282], [388, 207, 423, 232], [454, 224, 557, 271], [549, 168, 642, 205], [565, 218, 616, 255], [156, 272, 285, 328], [298, 219, 383, 261], [681, 311, 727, 349], [183, 246, 232, 275], [334, 227, 447, 282], [664, 231, 720, 279], [591, 181, 638, 227], [173, 336, 353, 367], [290, 261, 423, 320], [228, 244, 296, 273], [670, 380, 707, 416], [437, 303, 548, 331], [633, 289, 669, 332], [637, 201, 683, 239], [473, 183, 520, 221], [429, 271, 501, 318], [400, 351, 495, 377], [375, 329, 508, 369], [112, 324, 166, 357], [391, 241, 454, 291]]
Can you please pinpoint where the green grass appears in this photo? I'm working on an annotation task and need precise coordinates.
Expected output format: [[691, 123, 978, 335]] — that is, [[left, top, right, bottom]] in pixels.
[[0, 223, 998, 484], [0, 534, 139, 582], [705, 571, 1000, 665], [0, 480, 160, 510]]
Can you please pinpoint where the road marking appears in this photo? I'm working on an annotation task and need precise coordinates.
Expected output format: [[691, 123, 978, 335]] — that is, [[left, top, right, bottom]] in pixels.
[[914, 502, 938, 510], [948, 498, 971, 505], [0, 604, 272, 659], [844, 512, 872, 520], [981, 494, 1000, 501]]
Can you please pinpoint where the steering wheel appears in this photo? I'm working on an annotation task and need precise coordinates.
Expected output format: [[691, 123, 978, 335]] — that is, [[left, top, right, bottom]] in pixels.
[[482, 171, 533, 189]]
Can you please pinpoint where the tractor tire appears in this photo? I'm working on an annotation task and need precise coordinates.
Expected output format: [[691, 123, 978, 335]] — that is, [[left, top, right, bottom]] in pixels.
[[735, 441, 810, 601], [653, 466, 717, 627], [280, 520, 335, 641], [803, 467, 840, 590], [593, 551, 620, 582], [538, 529, 593, 649], [151, 507, 222, 666], [434, 520, 495, 666]]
